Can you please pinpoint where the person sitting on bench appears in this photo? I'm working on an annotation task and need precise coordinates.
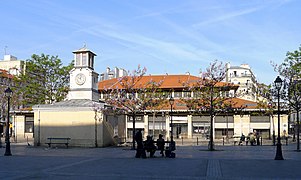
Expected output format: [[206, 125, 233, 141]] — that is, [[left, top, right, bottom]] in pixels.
[[144, 135, 156, 158]]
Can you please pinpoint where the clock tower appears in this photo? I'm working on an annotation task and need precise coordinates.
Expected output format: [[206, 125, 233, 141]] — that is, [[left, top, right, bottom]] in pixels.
[[68, 46, 100, 101]]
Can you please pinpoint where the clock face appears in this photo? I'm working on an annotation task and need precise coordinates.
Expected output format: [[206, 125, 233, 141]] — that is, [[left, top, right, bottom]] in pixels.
[[75, 73, 86, 85]]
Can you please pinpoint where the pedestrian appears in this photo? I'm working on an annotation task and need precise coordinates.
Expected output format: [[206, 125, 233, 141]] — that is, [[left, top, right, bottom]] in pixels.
[[250, 133, 255, 146], [135, 129, 146, 158], [239, 133, 245, 146], [156, 134, 165, 157], [256, 131, 260, 146]]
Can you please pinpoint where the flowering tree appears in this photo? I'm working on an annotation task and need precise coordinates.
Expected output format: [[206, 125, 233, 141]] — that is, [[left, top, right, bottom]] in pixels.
[[0, 70, 23, 124], [181, 60, 239, 150], [103, 65, 166, 149], [141, 77, 167, 136]]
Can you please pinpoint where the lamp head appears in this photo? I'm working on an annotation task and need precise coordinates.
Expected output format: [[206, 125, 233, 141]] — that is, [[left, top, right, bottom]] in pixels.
[[5, 87, 13, 98], [274, 76, 283, 91], [169, 96, 174, 106]]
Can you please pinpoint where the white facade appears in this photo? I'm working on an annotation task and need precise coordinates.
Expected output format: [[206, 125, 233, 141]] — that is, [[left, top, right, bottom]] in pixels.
[[100, 67, 127, 81], [226, 63, 257, 101]]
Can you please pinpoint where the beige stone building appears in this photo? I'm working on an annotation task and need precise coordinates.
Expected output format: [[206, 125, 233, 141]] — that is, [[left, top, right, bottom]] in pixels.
[[99, 75, 288, 141], [30, 47, 125, 147]]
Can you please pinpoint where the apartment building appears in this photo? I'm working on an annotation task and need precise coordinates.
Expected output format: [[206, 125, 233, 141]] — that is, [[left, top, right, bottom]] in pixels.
[[0, 55, 25, 76], [225, 63, 257, 101], [99, 67, 127, 81]]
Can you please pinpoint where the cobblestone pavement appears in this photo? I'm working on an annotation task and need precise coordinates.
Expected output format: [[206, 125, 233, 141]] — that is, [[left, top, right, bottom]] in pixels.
[[0, 142, 300, 180]]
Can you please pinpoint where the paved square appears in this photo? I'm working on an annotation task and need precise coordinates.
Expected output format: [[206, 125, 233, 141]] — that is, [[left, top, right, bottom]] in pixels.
[[0, 142, 300, 179]]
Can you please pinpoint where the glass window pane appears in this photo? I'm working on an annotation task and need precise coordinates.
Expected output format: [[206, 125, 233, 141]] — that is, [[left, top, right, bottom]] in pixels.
[[25, 116, 34, 133], [82, 53, 87, 66]]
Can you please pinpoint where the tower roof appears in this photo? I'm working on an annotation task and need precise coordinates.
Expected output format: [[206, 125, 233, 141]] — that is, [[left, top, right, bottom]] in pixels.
[[73, 46, 97, 56]]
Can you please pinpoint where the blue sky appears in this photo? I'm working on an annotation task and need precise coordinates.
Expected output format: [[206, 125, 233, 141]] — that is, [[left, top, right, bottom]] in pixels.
[[1, 0, 301, 84]]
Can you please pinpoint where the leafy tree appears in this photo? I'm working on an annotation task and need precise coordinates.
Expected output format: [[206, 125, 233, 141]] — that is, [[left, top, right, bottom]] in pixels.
[[16, 54, 73, 106], [273, 45, 301, 151], [256, 83, 278, 145]]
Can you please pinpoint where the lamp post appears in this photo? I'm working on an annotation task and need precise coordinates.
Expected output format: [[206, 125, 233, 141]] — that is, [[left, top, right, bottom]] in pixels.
[[169, 96, 174, 143], [274, 76, 284, 160], [4, 87, 12, 156]]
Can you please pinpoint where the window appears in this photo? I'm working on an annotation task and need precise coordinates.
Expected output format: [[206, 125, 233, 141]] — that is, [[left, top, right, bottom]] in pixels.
[[76, 54, 80, 66], [193, 91, 201, 98], [234, 71, 237, 77], [183, 91, 191, 98], [128, 116, 143, 121], [174, 91, 182, 98], [89, 56, 93, 67], [82, 53, 87, 66], [25, 116, 34, 133]]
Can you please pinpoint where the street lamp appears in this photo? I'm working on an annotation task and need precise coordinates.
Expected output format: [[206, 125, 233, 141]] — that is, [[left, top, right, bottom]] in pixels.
[[4, 87, 12, 156], [274, 76, 284, 160], [169, 96, 174, 143]]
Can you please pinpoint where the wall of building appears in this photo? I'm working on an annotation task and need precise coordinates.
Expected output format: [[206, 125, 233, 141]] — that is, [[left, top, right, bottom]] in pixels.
[[33, 109, 109, 147], [12, 113, 34, 143]]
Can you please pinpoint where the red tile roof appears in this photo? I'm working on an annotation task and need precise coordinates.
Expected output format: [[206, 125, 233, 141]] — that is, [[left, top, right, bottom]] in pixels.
[[98, 74, 238, 90], [0, 69, 13, 78], [156, 97, 258, 111]]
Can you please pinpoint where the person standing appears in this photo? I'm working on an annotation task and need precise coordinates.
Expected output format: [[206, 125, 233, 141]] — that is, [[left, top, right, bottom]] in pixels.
[[135, 130, 146, 158], [157, 134, 165, 157]]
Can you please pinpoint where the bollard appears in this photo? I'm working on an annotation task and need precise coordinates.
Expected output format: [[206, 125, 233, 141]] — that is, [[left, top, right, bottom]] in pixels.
[[261, 137, 263, 146], [197, 137, 198, 146], [181, 137, 183, 145], [223, 137, 225, 146]]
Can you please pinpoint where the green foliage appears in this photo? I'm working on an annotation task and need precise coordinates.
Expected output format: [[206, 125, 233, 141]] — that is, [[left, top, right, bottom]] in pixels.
[[274, 45, 301, 111], [255, 83, 276, 116], [17, 54, 73, 106]]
